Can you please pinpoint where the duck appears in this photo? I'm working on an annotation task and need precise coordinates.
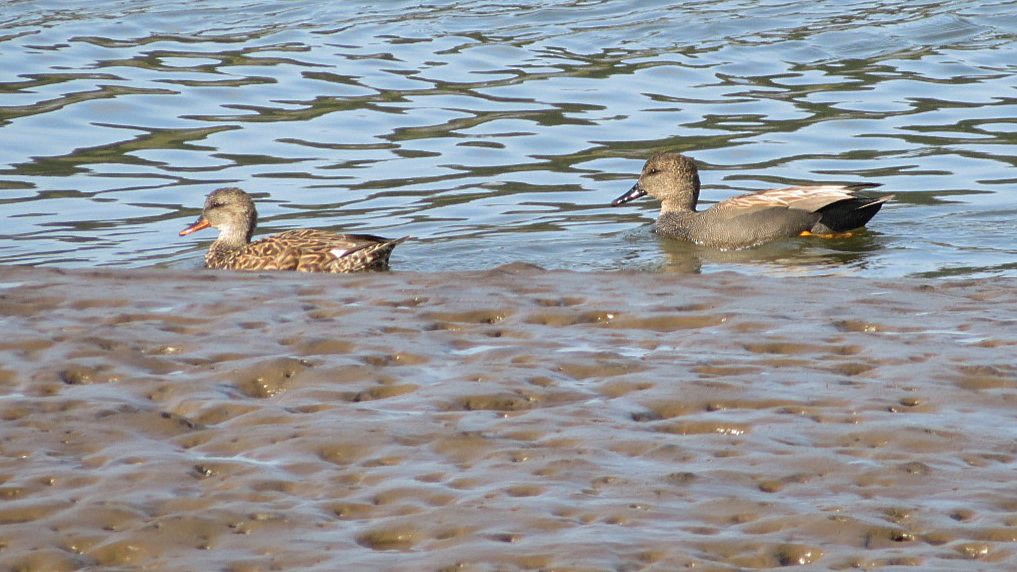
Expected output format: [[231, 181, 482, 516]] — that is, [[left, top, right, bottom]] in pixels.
[[612, 152, 892, 250], [179, 187, 407, 272]]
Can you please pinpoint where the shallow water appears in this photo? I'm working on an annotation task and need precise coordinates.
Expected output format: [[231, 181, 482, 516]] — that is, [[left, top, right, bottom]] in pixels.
[[2, 265, 1017, 570], [3, 3, 1017, 571], [1, 0, 1017, 276]]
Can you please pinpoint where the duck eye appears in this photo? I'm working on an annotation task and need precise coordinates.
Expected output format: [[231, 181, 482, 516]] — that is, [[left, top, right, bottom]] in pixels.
[[647, 168, 660, 176], [210, 201, 225, 209]]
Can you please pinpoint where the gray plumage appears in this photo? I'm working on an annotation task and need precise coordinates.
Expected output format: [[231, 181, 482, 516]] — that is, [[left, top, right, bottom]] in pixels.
[[612, 152, 892, 250]]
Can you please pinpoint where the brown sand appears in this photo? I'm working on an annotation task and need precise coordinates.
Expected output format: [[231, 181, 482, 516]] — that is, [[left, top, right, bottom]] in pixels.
[[0, 264, 1015, 570]]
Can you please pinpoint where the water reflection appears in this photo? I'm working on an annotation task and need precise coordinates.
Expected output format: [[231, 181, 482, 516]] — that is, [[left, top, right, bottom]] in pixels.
[[614, 224, 889, 275], [0, 0, 1015, 276]]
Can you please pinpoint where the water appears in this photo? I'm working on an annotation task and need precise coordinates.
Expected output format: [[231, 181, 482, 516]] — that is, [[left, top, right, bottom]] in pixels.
[[2, 0, 1016, 276], [4, 4, 1017, 569]]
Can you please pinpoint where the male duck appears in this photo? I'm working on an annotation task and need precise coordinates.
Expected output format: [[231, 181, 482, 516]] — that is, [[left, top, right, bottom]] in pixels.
[[613, 152, 892, 250], [180, 187, 407, 272]]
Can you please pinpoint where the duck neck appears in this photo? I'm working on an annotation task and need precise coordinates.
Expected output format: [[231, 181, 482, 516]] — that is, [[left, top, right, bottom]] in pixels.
[[210, 220, 254, 255], [661, 197, 698, 214], [661, 172, 701, 213]]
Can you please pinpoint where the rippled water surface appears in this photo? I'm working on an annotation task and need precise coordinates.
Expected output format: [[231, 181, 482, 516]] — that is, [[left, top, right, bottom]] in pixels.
[[2, 0, 1016, 276], [4, 4, 1017, 570]]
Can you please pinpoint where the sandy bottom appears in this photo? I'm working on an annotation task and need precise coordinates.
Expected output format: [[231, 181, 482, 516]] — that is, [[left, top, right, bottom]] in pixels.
[[1, 264, 1015, 571]]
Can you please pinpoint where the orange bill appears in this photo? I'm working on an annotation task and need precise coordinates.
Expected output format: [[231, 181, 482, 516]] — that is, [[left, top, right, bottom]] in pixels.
[[179, 217, 211, 236]]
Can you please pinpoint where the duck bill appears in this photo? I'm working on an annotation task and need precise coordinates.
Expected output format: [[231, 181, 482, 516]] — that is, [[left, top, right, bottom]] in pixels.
[[179, 216, 211, 236], [611, 182, 647, 206]]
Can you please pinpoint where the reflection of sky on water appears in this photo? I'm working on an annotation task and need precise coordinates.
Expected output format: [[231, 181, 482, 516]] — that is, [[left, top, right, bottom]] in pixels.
[[0, 0, 1015, 277]]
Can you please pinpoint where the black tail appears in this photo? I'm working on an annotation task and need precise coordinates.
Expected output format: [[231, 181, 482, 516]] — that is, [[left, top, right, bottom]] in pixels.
[[814, 194, 891, 233]]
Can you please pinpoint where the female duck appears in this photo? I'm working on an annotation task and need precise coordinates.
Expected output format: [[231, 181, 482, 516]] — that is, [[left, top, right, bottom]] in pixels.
[[180, 187, 407, 272]]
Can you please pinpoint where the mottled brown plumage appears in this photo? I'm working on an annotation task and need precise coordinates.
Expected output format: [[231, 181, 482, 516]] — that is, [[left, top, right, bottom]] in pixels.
[[612, 152, 892, 249], [179, 187, 407, 272]]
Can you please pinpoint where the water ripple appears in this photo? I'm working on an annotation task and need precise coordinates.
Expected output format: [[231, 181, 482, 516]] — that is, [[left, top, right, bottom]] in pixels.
[[0, 0, 1015, 276]]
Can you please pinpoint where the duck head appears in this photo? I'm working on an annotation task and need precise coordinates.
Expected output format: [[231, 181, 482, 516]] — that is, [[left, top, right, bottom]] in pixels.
[[179, 187, 257, 246], [612, 152, 702, 213]]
